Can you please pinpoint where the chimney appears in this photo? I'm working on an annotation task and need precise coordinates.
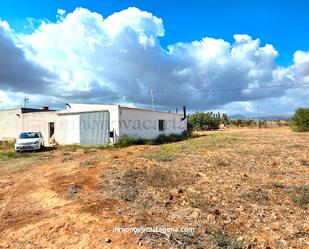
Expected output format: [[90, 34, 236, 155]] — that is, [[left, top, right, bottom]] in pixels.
[[43, 106, 49, 111]]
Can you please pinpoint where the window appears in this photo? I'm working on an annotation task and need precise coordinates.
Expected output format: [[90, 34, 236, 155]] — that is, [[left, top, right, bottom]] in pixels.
[[158, 119, 165, 131], [19, 132, 39, 139]]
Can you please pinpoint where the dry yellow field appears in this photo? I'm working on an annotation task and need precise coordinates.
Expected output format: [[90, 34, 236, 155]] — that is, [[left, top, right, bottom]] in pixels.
[[0, 128, 308, 248]]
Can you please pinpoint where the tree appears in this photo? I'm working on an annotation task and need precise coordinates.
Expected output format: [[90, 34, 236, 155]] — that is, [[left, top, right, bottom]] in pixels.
[[291, 107, 309, 132], [188, 111, 223, 130]]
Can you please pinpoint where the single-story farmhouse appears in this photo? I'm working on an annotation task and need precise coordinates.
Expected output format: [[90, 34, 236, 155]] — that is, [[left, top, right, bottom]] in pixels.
[[0, 103, 187, 145]]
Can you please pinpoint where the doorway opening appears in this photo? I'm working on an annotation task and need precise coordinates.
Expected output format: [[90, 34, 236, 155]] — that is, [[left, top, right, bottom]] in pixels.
[[49, 122, 55, 139]]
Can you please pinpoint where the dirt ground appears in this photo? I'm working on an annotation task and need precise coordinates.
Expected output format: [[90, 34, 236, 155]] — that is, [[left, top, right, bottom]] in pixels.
[[0, 128, 308, 249]]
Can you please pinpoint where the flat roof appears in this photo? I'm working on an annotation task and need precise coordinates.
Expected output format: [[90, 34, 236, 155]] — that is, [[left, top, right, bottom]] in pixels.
[[57, 110, 109, 115], [0, 104, 184, 116], [65, 103, 183, 115], [120, 106, 183, 115], [0, 107, 55, 113]]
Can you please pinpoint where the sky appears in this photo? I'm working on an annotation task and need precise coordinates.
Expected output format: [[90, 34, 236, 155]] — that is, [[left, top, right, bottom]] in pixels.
[[0, 0, 309, 116]]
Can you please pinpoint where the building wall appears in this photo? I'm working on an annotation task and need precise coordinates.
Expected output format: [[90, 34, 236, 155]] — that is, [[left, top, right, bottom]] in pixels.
[[119, 108, 187, 139], [66, 103, 120, 142], [55, 114, 80, 145], [22, 112, 57, 143], [0, 109, 22, 141], [79, 111, 110, 145], [0, 104, 187, 145]]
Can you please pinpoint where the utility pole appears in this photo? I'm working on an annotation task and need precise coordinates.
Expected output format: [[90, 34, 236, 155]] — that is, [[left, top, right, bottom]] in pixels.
[[257, 103, 260, 128], [24, 97, 29, 108], [150, 90, 155, 111]]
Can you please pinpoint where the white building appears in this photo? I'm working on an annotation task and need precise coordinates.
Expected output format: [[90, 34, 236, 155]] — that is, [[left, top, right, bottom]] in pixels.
[[0, 103, 187, 145]]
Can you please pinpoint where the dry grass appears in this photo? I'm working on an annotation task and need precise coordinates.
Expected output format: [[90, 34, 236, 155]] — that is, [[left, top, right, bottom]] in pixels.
[[0, 127, 308, 248], [292, 185, 309, 206]]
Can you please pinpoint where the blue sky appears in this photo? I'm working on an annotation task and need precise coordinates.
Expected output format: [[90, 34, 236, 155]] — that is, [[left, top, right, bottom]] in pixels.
[[0, 1, 309, 115], [1, 0, 308, 66]]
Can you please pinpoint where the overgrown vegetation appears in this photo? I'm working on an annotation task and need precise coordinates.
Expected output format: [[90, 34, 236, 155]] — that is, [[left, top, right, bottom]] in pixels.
[[144, 146, 175, 161], [0, 150, 21, 159], [114, 131, 191, 148], [188, 112, 227, 130], [291, 107, 309, 132]]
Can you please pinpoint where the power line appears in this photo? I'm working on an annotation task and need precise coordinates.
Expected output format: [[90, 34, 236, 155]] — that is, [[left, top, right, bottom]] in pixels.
[[66, 82, 309, 105], [152, 82, 309, 95]]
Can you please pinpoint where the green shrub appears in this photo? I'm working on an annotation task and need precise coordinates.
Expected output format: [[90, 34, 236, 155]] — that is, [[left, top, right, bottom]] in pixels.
[[114, 136, 147, 148], [188, 112, 225, 130], [291, 107, 309, 132], [115, 131, 190, 148]]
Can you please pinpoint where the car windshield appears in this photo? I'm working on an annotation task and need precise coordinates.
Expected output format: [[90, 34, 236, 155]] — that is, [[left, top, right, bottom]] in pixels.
[[19, 132, 39, 139]]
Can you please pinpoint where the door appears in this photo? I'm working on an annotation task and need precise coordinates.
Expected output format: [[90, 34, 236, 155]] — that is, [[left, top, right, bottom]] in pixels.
[[48, 122, 55, 139], [79, 111, 109, 145]]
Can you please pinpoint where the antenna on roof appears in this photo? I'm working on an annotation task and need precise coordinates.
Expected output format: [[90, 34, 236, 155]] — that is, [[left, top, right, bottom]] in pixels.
[[24, 97, 29, 108]]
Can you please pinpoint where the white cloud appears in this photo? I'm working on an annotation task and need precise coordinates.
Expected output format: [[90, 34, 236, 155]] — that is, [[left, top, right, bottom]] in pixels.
[[57, 9, 66, 16], [294, 50, 309, 81], [0, 7, 308, 114]]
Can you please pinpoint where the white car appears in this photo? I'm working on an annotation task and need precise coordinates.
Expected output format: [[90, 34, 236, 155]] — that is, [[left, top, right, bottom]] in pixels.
[[15, 131, 45, 152]]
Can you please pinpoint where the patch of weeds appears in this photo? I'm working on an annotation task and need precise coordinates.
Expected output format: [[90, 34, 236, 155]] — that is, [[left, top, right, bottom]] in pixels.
[[121, 189, 139, 202], [272, 182, 286, 189], [61, 156, 74, 163], [6, 161, 30, 172], [288, 144, 306, 149], [62, 151, 71, 156], [213, 156, 229, 167], [144, 147, 175, 162], [138, 230, 203, 249], [120, 170, 140, 201], [292, 185, 309, 207], [124, 169, 140, 178], [114, 136, 147, 148], [145, 166, 180, 188], [2, 154, 50, 172], [188, 192, 207, 209], [240, 188, 269, 202], [101, 169, 141, 202], [115, 132, 190, 148], [167, 134, 241, 154], [202, 135, 241, 150], [152, 132, 190, 145], [300, 159, 309, 167], [96, 144, 112, 150], [65, 184, 83, 198], [212, 230, 244, 249], [83, 147, 94, 154], [83, 146, 111, 153], [233, 148, 252, 156], [79, 159, 97, 168], [0, 150, 20, 159], [60, 145, 82, 152]]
